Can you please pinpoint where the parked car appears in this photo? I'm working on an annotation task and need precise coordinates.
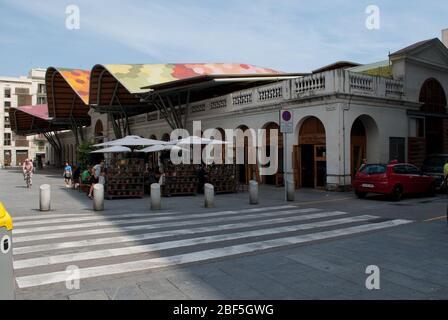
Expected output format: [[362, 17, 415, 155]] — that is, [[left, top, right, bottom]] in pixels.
[[421, 154, 448, 189], [353, 163, 436, 201]]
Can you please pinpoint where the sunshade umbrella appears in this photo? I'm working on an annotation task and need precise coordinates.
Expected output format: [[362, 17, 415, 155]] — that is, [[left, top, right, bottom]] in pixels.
[[90, 146, 132, 153], [169, 136, 229, 145], [137, 144, 185, 153], [94, 135, 166, 147]]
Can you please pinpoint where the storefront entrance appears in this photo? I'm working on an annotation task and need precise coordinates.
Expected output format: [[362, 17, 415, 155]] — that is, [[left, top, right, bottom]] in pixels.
[[294, 117, 326, 189], [16, 150, 28, 166]]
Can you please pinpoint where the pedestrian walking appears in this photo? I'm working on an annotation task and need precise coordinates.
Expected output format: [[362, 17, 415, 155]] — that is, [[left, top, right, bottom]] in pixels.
[[63, 162, 73, 188]]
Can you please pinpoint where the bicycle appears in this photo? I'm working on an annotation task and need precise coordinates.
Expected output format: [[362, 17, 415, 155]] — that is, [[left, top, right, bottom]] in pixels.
[[24, 170, 32, 188]]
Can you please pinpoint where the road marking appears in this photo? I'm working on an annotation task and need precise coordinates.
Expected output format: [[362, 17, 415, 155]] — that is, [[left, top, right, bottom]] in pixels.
[[12, 213, 96, 222], [13, 205, 297, 227], [13, 215, 378, 269], [13, 208, 321, 243], [298, 197, 353, 205], [13, 205, 300, 234], [423, 215, 447, 222], [14, 219, 413, 288], [13, 210, 348, 255]]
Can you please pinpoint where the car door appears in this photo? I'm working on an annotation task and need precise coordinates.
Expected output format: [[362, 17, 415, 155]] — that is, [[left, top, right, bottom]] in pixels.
[[405, 165, 421, 193], [391, 165, 411, 193]]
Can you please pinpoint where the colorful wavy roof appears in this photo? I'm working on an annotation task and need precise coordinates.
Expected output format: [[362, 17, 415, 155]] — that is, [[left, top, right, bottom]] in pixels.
[[100, 63, 283, 94], [16, 104, 50, 120], [51, 68, 90, 104]]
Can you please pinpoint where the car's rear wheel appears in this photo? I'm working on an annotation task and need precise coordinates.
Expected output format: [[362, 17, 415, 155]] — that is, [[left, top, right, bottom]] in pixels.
[[355, 190, 367, 199], [392, 185, 403, 201]]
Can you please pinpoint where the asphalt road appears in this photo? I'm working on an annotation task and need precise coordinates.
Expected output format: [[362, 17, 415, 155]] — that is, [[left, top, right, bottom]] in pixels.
[[1, 168, 447, 300]]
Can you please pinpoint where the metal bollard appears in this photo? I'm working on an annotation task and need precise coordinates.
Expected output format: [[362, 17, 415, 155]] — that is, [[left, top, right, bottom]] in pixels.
[[0, 202, 14, 300], [93, 184, 104, 211], [204, 183, 214, 208], [249, 180, 259, 204], [39, 184, 51, 211], [151, 183, 161, 210], [287, 179, 295, 202]]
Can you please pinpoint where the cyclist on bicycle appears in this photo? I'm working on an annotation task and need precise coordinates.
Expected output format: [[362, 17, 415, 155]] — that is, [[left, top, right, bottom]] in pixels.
[[22, 158, 34, 188]]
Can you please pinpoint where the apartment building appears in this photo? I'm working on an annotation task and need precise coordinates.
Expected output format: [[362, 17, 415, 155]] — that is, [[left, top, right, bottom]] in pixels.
[[0, 68, 47, 167]]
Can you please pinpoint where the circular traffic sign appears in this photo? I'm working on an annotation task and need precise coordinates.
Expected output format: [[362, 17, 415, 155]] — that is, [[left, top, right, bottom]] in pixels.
[[282, 110, 292, 121]]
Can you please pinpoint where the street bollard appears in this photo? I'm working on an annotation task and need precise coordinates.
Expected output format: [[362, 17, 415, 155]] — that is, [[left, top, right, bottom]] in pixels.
[[204, 183, 214, 208], [287, 179, 295, 202], [249, 180, 259, 204], [39, 184, 51, 211], [0, 202, 15, 300], [93, 184, 104, 211], [151, 183, 161, 210]]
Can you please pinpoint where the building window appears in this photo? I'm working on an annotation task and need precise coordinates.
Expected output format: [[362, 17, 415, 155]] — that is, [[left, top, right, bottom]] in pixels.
[[37, 96, 47, 105], [389, 137, 406, 163], [4, 116, 10, 128], [4, 101, 11, 112], [38, 83, 46, 94], [409, 117, 425, 138], [4, 88, 11, 98], [4, 133, 11, 146]]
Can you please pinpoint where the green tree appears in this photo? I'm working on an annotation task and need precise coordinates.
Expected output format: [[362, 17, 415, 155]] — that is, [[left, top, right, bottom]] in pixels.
[[77, 140, 95, 169]]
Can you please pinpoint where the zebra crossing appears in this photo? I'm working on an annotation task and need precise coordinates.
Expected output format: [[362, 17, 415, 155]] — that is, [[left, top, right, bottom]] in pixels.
[[11, 205, 413, 289]]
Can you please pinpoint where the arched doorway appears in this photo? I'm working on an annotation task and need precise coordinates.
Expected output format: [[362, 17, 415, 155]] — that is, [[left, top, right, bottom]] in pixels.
[[419, 78, 447, 155], [296, 117, 326, 188], [351, 118, 366, 177], [262, 122, 283, 186], [161, 133, 170, 142], [350, 115, 380, 177], [94, 120, 104, 143]]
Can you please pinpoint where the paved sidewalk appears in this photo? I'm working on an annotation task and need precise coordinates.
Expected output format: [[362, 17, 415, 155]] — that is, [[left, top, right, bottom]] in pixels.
[[1, 168, 448, 300]]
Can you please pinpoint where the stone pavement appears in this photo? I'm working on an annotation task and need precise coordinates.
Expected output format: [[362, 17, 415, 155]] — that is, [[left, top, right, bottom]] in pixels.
[[1, 168, 448, 300]]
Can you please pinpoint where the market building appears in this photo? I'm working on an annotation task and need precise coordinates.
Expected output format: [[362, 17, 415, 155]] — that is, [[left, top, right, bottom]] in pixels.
[[9, 31, 448, 191]]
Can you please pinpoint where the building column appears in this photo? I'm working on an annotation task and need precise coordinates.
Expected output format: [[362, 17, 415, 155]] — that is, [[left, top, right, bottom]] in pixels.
[[326, 104, 351, 191]]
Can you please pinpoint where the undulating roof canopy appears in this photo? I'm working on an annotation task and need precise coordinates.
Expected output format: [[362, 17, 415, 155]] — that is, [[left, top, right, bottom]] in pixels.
[[89, 63, 303, 115], [9, 104, 68, 135], [45, 67, 91, 125]]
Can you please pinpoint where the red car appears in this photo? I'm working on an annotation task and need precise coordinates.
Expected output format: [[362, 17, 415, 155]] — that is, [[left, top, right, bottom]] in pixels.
[[353, 163, 436, 201]]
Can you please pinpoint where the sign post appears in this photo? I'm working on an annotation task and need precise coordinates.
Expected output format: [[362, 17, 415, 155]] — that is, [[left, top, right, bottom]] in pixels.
[[280, 110, 293, 201]]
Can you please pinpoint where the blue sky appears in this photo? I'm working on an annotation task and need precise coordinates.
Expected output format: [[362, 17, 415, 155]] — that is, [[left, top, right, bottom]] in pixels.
[[0, 0, 447, 77]]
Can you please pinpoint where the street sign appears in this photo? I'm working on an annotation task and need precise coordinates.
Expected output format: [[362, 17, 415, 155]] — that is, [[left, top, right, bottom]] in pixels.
[[280, 110, 293, 134]]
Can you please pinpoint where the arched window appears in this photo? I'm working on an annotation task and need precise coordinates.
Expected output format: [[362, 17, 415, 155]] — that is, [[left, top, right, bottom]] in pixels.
[[94, 120, 104, 142], [419, 78, 447, 113]]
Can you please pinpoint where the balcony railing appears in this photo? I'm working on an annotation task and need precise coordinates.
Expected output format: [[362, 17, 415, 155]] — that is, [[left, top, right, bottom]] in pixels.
[[127, 70, 405, 125], [291, 69, 404, 100]]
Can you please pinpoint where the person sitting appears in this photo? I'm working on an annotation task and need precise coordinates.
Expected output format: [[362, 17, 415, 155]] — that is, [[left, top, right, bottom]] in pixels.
[[81, 166, 92, 183]]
